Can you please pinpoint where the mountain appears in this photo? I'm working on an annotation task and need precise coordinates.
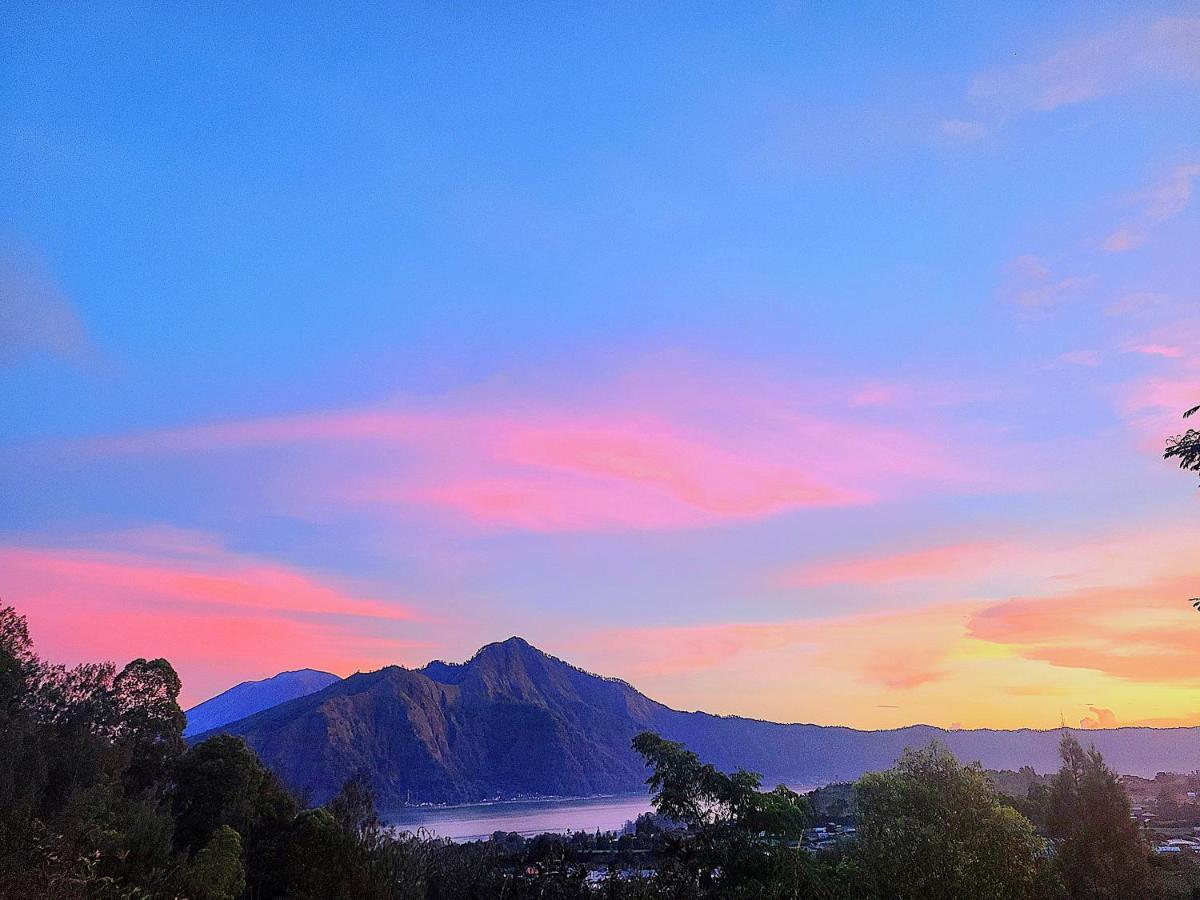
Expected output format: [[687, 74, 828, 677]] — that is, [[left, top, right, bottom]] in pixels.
[[184, 668, 340, 737], [194, 638, 1200, 806]]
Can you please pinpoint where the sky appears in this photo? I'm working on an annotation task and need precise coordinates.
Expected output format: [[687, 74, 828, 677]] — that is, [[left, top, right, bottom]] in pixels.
[[1, 2, 1198, 730]]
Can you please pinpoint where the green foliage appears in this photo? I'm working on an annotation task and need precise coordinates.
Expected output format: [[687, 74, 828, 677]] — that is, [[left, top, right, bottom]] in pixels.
[[1047, 733, 1152, 899], [185, 826, 247, 900], [854, 742, 1053, 900]]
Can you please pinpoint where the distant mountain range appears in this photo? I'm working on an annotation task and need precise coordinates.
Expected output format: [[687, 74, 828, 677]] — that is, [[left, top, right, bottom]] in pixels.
[[193, 637, 1200, 806], [185, 668, 339, 736]]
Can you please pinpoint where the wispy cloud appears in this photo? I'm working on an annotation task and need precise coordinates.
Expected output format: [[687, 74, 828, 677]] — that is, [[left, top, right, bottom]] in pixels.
[[784, 527, 1198, 595], [784, 540, 1011, 587], [1102, 163, 1200, 253], [951, 16, 1200, 131], [998, 254, 1090, 313], [0, 241, 93, 367]]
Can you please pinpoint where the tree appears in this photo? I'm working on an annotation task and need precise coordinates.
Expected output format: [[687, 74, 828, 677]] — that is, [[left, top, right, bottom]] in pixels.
[[632, 731, 824, 898], [174, 734, 298, 896], [854, 742, 1050, 900], [184, 825, 247, 900], [110, 656, 186, 794], [631, 731, 809, 838], [1046, 733, 1151, 900], [1164, 403, 1200, 484]]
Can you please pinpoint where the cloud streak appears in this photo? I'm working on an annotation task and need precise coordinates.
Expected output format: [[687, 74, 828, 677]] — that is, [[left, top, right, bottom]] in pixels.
[[969, 574, 1200, 685], [1103, 163, 1200, 253], [76, 362, 981, 533], [959, 16, 1200, 126], [0, 242, 93, 367], [1, 529, 426, 704]]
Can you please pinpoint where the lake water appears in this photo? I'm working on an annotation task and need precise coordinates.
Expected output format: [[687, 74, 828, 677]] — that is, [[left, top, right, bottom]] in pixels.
[[380, 794, 655, 842], [379, 781, 820, 842]]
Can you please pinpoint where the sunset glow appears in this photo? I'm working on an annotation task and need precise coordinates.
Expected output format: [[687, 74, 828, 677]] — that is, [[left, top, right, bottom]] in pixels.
[[2, 4, 1197, 728]]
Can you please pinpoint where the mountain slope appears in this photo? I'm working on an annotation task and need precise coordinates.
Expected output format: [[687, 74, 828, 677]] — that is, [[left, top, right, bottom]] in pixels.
[[184, 668, 340, 736], [195, 639, 1200, 806]]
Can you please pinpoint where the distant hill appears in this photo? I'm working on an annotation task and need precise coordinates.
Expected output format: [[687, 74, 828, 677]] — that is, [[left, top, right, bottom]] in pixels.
[[184, 668, 339, 737], [195, 638, 1200, 806]]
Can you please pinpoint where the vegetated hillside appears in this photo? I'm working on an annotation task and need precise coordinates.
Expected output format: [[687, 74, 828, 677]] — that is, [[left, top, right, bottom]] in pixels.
[[197, 637, 1200, 806], [184, 668, 339, 736]]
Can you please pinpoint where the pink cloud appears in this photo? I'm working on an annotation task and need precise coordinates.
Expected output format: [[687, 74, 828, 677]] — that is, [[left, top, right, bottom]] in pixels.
[[76, 363, 979, 533], [786, 540, 1011, 587], [1124, 343, 1186, 359], [781, 525, 1199, 603], [1120, 363, 1200, 448], [0, 533, 426, 705]]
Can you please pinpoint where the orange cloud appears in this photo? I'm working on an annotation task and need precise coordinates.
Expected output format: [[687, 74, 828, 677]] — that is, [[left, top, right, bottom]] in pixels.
[[1079, 707, 1200, 729], [580, 601, 974, 692], [1080, 706, 1118, 729], [0, 531, 427, 705], [968, 574, 1200, 685]]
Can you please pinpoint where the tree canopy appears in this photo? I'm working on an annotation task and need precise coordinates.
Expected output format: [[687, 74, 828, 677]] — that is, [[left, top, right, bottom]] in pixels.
[[854, 743, 1052, 900], [1046, 733, 1150, 900]]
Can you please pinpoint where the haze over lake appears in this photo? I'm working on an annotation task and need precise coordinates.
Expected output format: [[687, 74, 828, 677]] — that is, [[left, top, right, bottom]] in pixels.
[[380, 795, 656, 843]]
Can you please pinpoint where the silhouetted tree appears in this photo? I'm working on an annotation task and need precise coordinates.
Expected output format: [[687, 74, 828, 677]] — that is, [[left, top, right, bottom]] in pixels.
[[111, 656, 186, 794], [632, 731, 809, 838], [631, 731, 825, 897], [174, 734, 298, 896], [1165, 403, 1200, 483]]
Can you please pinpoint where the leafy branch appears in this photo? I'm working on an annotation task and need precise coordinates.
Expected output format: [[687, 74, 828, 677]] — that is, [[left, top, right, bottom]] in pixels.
[[1164, 403, 1200, 483]]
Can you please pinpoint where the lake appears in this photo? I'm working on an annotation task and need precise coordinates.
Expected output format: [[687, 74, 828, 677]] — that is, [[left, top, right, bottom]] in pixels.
[[379, 781, 820, 842], [380, 794, 655, 842]]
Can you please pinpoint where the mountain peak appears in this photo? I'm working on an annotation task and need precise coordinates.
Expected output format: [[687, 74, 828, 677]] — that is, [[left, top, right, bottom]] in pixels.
[[480, 635, 539, 655], [184, 668, 340, 736]]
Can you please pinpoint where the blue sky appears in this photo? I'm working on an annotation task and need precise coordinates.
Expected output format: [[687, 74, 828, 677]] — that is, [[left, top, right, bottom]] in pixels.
[[2, 2, 1198, 727]]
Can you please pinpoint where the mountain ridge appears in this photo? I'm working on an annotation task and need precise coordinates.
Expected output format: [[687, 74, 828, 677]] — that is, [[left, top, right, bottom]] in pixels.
[[194, 638, 1200, 805]]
